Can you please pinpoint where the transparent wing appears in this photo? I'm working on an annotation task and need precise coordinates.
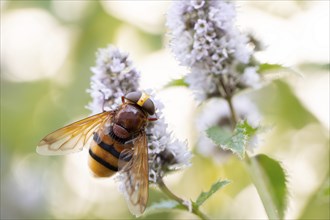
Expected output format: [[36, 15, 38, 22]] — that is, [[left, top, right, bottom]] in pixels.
[[36, 111, 114, 155], [119, 132, 149, 216]]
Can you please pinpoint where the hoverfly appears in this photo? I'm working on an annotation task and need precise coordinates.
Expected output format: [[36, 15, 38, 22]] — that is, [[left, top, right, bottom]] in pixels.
[[36, 91, 157, 216]]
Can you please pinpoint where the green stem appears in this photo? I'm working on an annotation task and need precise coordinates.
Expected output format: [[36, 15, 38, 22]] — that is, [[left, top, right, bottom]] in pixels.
[[157, 178, 210, 220], [226, 96, 237, 126], [225, 96, 279, 219], [219, 75, 237, 127]]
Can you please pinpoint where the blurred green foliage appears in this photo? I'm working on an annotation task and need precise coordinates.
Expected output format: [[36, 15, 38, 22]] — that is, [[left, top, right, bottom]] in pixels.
[[253, 80, 318, 129], [299, 174, 330, 219]]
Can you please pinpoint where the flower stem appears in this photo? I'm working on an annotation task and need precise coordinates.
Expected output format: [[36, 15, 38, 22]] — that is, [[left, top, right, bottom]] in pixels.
[[226, 96, 237, 126], [225, 98, 279, 219], [219, 75, 237, 126], [157, 178, 210, 220]]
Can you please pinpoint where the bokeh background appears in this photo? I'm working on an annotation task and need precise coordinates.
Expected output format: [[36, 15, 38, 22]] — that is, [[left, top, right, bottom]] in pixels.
[[1, 1, 329, 219]]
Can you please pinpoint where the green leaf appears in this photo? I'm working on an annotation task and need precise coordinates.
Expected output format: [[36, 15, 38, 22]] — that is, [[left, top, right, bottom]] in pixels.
[[206, 126, 245, 158], [256, 80, 318, 129], [164, 77, 188, 88], [226, 126, 246, 159], [206, 126, 232, 145], [258, 63, 303, 77], [298, 62, 330, 72], [259, 63, 285, 73], [237, 120, 258, 138], [247, 154, 288, 219], [299, 175, 330, 219], [206, 120, 257, 159], [195, 180, 230, 207]]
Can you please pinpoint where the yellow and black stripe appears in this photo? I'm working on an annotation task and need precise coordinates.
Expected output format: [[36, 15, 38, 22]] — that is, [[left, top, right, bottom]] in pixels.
[[88, 131, 132, 177]]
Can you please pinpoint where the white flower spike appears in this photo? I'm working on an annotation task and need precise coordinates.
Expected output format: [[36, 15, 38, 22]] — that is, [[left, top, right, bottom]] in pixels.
[[167, 0, 261, 101]]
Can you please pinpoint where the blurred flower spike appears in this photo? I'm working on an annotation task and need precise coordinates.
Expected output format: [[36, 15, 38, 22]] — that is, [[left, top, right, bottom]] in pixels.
[[167, 0, 261, 101], [87, 45, 191, 184]]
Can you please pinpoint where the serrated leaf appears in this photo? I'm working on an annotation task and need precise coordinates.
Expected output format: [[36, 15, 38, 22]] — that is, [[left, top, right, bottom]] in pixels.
[[247, 154, 288, 219], [164, 77, 188, 88], [206, 126, 232, 144], [206, 120, 257, 159], [206, 125, 245, 159], [236, 120, 258, 137], [195, 180, 230, 207], [225, 128, 246, 159]]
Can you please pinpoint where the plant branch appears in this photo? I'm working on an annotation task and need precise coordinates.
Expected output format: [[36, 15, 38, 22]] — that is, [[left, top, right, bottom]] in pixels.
[[219, 75, 237, 126], [226, 96, 237, 126], [157, 178, 210, 220], [225, 94, 280, 219]]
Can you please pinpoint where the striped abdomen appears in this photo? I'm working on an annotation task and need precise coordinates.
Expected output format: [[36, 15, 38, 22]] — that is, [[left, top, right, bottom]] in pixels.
[[88, 130, 132, 177]]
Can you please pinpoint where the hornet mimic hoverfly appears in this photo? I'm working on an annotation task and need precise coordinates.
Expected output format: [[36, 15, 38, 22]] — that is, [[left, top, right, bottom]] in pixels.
[[37, 91, 157, 215]]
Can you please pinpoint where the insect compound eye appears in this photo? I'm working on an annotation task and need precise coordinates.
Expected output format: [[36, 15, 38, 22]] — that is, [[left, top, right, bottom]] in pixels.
[[125, 91, 141, 103], [142, 99, 155, 115], [125, 91, 155, 115]]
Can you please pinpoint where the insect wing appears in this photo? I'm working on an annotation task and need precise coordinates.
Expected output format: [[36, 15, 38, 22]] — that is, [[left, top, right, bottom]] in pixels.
[[36, 111, 114, 155], [119, 132, 149, 216]]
